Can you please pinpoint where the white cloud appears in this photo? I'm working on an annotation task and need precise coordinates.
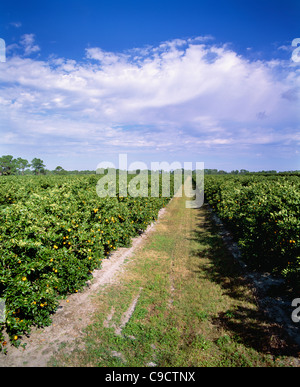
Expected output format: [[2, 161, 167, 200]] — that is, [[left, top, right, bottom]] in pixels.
[[20, 34, 40, 56], [5, 34, 41, 58], [86, 47, 125, 65], [0, 35, 299, 168]]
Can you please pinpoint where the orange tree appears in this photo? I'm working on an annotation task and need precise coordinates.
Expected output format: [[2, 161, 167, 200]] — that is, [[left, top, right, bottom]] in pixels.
[[204, 174, 300, 290], [0, 173, 173, 348]]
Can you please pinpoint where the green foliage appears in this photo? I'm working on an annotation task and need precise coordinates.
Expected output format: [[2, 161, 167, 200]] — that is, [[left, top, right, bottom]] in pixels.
[[204, 175, 300, 290], [0, 155, 17, 176], [30, 158, 46, 175], [0, 174, 173, 347]]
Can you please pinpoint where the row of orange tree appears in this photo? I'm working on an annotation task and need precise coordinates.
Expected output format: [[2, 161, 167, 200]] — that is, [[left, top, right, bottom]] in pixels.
[[0, 173, 174, 348], [204, 174, 300, 292]]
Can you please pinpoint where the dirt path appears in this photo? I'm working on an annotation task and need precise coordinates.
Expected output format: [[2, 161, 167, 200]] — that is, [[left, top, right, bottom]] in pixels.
[[0, 207, 167, 367]]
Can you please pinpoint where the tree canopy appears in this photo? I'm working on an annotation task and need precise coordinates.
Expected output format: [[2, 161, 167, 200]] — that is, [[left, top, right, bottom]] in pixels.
[[0, 155, 45, 175], [31, 158, 46, 175]]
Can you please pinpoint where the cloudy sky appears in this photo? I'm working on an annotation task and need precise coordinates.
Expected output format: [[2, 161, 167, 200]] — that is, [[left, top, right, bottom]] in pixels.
[[0, 0, 299, 171]]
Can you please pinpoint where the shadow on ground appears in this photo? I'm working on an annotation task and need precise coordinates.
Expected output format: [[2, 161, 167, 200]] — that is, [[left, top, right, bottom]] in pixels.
[[189, 204, 300, 358]]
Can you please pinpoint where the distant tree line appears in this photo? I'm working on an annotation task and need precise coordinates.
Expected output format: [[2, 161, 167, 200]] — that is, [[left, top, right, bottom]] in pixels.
[[0, 155, 46, 175], [0, 155, 96, 176], [204, 168, 300, 175], [1, 155, 299, 176]]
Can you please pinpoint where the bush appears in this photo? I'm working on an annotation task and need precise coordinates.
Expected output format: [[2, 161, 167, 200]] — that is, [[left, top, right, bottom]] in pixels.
[[0, 174, 173, 347], [204, 175, 300, 287]]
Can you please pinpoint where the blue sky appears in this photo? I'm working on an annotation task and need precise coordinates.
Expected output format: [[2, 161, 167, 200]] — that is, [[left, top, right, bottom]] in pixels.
[[0, 0, 299, 171]]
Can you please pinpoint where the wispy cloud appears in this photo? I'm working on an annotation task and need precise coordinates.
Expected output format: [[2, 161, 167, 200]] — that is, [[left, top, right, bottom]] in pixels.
[[6, 33, 41, 58], [10, 22, 22, 28], [20, 34, 40, 56]]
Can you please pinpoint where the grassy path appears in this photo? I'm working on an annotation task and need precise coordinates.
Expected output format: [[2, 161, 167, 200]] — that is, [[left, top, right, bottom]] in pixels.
[[51, 193, 298, 367]]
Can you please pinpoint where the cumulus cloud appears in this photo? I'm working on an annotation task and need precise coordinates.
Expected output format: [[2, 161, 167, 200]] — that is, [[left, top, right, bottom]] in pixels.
[[0, 35, 299, 167]]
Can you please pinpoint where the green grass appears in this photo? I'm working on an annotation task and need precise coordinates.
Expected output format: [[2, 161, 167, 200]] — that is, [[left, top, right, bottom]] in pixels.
[[50, 194, 298, 367]]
